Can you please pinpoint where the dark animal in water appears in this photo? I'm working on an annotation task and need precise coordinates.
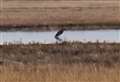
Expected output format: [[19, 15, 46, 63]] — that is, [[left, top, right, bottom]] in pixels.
[[55, 29, 65, 41]]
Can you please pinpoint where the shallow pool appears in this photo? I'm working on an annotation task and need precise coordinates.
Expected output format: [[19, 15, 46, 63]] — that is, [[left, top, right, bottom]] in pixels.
[[0, 29, 120, 44]]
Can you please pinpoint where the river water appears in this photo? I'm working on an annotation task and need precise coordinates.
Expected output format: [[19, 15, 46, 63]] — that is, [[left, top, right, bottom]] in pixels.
[[0, 30, 120, 44]]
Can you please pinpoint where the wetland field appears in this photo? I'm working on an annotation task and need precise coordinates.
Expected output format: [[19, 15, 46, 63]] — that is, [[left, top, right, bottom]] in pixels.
[[0, 42, 120, 82], [0, 0, 120, 31], [0, 0, 120, 82]]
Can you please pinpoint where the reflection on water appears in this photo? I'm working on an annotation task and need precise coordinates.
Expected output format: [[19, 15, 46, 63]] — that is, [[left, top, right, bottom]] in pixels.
[[0, 30, 120, 44]]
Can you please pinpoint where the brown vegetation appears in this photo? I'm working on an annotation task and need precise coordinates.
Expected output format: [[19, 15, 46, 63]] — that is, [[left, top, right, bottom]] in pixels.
[[0, 0, 120, 81], [0, 0, 120, 30], [0, 42, 120, 82], [0, 64, 120, 82], [0, 42, 120, 66]]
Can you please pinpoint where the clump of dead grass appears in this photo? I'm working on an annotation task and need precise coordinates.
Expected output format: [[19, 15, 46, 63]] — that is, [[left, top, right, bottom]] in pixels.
[[0, 64, 120, 82]]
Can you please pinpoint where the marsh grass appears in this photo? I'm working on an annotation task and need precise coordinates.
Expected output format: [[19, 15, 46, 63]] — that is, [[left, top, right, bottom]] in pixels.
[[0, 42, 120, 65], [0, 42, 120, 82], [0, 64, 120, 82], [1, 0, 120, 30]]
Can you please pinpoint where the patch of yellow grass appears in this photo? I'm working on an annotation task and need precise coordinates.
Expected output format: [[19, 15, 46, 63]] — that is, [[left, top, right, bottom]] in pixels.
[[1, 0, 120, 25], [0, 64, 120, 82]]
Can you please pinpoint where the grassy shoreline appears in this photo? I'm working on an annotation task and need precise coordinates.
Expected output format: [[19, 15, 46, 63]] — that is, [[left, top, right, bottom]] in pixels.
[[0, 42, 120, 82], [0, 24, 120, 31], [1, 0, 120, 31], [0, 42, 120, 66]]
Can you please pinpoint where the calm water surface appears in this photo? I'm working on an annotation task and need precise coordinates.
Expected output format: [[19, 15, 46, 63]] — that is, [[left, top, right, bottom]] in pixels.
[[0, 30, 120, 44]]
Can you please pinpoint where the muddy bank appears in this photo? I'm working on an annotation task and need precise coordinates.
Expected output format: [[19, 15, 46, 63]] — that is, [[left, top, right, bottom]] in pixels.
[[0, 24, 120, 31], [0, 42, 120, 67]]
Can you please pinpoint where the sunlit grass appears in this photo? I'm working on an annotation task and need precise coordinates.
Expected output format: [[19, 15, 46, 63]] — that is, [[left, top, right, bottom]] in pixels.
[[0, 64, 120, 82], [1, 0, 119, 30], [0, 42, 120, 82]]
